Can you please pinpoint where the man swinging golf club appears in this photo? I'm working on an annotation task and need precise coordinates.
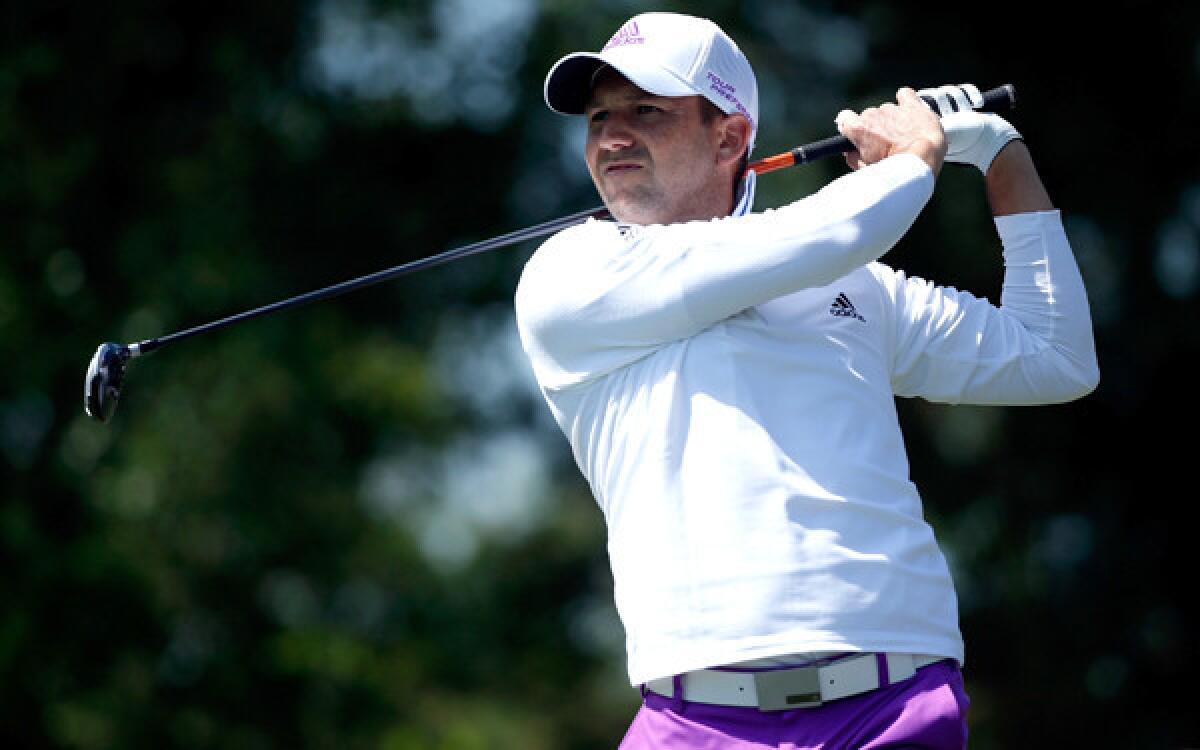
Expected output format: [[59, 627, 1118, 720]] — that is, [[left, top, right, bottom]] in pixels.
[[515, 11, 1099, 749]]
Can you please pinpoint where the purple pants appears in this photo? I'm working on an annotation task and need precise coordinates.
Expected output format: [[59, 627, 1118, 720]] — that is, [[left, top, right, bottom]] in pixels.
[[619, 660, 969, 749]]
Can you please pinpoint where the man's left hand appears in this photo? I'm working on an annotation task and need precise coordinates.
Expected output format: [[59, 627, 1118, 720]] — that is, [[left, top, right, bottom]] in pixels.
[[916, 84, 1022, 175]]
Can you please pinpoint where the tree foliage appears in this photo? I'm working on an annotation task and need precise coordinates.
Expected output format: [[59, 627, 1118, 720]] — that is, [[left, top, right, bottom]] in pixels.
[[2, 1, 1197, 747]]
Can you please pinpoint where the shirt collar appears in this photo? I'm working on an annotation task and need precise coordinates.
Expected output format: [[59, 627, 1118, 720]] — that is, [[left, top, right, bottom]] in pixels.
[[732, 169, 756, 217]]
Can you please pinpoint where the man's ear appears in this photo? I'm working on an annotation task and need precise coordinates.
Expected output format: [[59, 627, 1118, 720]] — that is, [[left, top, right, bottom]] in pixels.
[[716, 114, 752, 167]]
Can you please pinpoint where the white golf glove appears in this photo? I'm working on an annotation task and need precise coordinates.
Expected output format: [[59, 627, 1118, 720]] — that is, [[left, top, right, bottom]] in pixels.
[[917, 83, 1021, 174]]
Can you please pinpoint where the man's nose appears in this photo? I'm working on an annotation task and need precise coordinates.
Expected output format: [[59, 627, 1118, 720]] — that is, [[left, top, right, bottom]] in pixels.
[[596, 114, 636, 151]]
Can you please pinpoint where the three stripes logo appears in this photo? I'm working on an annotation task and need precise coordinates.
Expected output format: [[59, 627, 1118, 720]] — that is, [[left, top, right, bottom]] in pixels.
[[603, 20, 644, 50], [829, 293, 865, 322]]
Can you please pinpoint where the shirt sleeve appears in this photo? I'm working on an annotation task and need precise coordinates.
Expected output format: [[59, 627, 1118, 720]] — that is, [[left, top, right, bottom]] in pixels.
[[884, 210, 1100, 404], [516, 154, 935, 390]]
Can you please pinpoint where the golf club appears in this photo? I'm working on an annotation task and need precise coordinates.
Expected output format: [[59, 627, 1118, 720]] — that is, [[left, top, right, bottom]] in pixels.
[[84, 83, 1017, 422]]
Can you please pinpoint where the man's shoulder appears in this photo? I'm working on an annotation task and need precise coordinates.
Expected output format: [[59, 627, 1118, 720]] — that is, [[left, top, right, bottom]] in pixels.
[[516, 219, 616, 307], [541, 217, 620, 250], [523, 217, 639, 276]]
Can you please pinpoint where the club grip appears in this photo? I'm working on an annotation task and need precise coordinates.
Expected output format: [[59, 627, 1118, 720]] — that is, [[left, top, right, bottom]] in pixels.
[[980, 83, 1017, 113], [749, 84, 1017, 173]]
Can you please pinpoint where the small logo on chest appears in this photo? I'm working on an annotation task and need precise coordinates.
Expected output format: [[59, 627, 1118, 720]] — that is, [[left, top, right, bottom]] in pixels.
[[829, 293, 865, 322]]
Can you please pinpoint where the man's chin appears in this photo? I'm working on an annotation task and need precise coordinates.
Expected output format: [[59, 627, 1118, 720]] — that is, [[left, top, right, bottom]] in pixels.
[[603, 196, 665, 226]]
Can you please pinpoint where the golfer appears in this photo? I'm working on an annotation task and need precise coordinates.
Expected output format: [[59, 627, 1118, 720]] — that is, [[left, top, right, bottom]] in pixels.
[[515, 12, 1099, 749]]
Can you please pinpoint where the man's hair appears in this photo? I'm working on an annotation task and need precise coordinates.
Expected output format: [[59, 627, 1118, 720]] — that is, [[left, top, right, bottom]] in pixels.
[[699, 99, 751, 207]]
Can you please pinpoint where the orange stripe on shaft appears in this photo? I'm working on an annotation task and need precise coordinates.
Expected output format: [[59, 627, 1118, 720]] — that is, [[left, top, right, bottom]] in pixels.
[[747, 152, 796, 175]]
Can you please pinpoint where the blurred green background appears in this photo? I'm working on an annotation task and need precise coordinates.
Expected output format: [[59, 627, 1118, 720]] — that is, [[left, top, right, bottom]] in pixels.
[[3, 1, 1197, 747]]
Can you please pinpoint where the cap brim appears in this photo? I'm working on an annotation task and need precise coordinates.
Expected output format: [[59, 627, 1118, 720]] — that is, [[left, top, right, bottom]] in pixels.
[[544, 53, 607, 114], [544, 51, 698, 115]]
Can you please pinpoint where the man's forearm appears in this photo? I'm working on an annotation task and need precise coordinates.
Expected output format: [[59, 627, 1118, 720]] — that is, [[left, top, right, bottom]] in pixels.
[[985, 140, 1054, 216]]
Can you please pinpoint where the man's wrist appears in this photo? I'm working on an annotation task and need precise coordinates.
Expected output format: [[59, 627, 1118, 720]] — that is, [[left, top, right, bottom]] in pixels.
[[902, 137, 946, 176], [986, 140, 1053, 216]]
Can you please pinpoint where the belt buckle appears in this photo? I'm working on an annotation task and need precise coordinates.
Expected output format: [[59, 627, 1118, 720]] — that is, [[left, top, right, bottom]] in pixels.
[[753, 666, 822, 711]]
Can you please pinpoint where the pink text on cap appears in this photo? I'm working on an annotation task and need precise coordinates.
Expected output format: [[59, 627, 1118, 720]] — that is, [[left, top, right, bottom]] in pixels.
[[706, 71, 755, 128]]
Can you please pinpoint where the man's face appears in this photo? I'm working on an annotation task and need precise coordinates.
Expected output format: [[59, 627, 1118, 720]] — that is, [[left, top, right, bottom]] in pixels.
[[584, 70, 731, 225]]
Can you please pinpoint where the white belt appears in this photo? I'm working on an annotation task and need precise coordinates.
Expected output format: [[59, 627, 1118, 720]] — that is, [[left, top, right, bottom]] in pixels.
[[644, 653, 946, 711]]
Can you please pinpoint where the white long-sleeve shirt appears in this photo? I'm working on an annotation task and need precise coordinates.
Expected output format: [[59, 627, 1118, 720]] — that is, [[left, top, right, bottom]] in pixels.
[[514, 153, 1099, 686]]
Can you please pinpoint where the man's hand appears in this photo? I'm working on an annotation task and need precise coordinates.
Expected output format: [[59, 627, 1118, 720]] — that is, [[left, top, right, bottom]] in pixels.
[[916, 84, 1021, 175], [835, 88, 947, 174]]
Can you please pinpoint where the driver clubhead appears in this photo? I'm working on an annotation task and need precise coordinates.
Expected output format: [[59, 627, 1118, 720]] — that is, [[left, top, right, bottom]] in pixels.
[[85, 342, 130, 422]]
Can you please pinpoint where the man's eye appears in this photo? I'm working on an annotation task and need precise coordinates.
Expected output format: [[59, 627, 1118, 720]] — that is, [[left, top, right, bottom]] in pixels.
[[637, 105, 661, 115], [589, 111, 608, 123]]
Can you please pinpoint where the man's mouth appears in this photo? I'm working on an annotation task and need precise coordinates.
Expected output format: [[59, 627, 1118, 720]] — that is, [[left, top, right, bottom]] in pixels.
[[604, 162, 643, 174]]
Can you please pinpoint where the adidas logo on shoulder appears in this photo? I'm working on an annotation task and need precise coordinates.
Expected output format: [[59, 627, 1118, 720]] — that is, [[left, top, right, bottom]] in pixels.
[[829, 292, 865, 323]]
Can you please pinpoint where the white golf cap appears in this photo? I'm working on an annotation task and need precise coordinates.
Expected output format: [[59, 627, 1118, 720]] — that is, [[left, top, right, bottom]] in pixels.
[[544, 12, 758, 151]]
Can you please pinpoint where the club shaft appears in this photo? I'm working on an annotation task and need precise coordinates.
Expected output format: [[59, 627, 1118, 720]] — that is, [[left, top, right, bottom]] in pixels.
[[130, 83, 1016, 355], [132, 205, 612, 354]]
